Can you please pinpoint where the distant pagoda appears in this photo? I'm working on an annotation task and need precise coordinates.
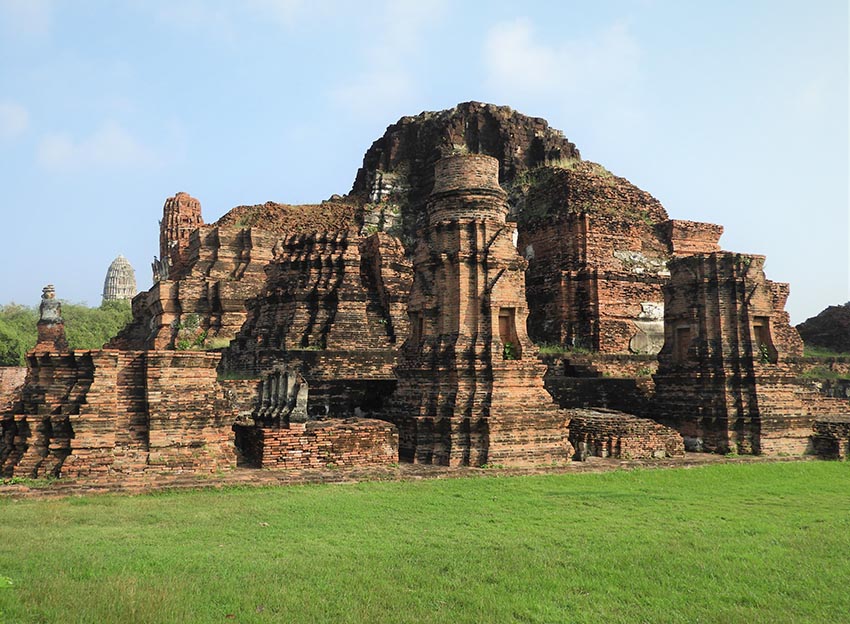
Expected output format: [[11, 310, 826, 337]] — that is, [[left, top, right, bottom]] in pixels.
[[102, 255, 137, 304]]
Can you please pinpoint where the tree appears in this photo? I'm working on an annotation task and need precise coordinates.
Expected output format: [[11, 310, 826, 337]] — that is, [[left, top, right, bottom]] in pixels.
[[0, 300, 132, 365]]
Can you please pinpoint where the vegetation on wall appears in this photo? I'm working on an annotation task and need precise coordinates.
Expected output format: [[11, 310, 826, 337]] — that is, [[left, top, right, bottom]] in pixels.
[[0, 300, 132, 365]]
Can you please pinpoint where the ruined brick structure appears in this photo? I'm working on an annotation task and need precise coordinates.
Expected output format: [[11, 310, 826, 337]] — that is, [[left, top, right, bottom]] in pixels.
[[516, 166, 723, 353], [352, 102, 581, 248], [115, 196, 363, 351], [3, 102, 848, 482], [653, 253, 846, 454], [389, 154, 569, 465], [228, 366, 399, 468], [352, 102, 725, 356], [156, 192, 204, 280], [222, 229, 413, 417], [235, 418, 398, 469], [0, 367, 26, 414], [112, 224, 279, 349], [568, 408, 684, 460], [1, 349, 235, 479], [812, 417, 850, 459], [543, 353, 656, 417]]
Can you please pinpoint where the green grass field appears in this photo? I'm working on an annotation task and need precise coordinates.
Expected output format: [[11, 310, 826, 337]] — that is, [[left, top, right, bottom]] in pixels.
[[1, 462, 849, 623]]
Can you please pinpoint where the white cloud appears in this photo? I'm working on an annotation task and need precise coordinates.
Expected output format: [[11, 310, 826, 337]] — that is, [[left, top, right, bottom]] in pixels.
[[0, 0, 52, 37], [37, 121, 156, 171], [480, 18, 647, 158], [483, 18, 641, 98], [330, 68, 417, 119], [329, 0, 447, 121], [0, 100, 30, 139], [150, 0, 324, 39]]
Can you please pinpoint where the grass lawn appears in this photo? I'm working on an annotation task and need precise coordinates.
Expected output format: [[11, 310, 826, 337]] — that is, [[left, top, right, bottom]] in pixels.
[[1, 462, 849, 623]]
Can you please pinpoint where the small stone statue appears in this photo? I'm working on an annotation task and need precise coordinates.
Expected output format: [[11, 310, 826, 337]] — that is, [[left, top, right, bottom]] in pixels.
[[35, 284, 69, 352], [39, 285, 62, 322]]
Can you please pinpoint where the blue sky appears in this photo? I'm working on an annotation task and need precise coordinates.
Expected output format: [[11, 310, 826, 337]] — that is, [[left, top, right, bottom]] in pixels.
[[0, 0, 847, 324]]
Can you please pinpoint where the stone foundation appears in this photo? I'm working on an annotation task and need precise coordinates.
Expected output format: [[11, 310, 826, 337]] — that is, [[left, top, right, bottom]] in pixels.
[[568, 408, 684, 460]]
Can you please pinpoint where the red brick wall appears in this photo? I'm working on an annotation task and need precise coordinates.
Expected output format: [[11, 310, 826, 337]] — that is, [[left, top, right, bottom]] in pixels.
[[222, 230, 412, 417], [568, 408, 684, 459], [517, 166, 674, 354], [112, 224, 277, 350], [1, 349, 236, 479], [160, 192, 204, 279], [812, 417, 850, 459], [0, 367, 25, 410], [235, 418, 398, 469]]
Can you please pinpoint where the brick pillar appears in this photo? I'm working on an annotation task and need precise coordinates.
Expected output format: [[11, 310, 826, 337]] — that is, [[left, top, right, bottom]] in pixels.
[[653, 252, 810, 454], [159, 192, 203, 279], [391, 155, 569, 466]]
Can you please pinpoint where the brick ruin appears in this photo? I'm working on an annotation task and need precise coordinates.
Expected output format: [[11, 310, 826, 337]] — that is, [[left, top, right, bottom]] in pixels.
[[111, 195, 280, 350], [653, 253, 848, 454], [223, 229, 412, 417], [2, 102, 848, 481], [389, 155, 569, 465], [1, 349, 236, 479], [155, 191, 204, 280], [516, 166, 723, 353], [569, 408, 684, 461], [112, 196, 362, 351], [0, 367, 26, 414]]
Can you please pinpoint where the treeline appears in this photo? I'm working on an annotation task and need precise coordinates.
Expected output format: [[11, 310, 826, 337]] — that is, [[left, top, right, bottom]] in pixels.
[[0, 300, 132, 366]]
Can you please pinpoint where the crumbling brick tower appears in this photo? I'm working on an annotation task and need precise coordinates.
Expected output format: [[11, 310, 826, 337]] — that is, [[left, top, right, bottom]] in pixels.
[[391, 154, 569, 466], [653, 252, 816, 454], [158, 192, 203, 279]]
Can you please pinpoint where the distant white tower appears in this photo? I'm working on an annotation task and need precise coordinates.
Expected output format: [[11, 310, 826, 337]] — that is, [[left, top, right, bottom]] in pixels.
[[102, 255, 137, 304]]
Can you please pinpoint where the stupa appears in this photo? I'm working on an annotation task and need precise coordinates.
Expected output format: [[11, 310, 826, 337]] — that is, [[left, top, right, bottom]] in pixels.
[[102, 255, 137, 304]]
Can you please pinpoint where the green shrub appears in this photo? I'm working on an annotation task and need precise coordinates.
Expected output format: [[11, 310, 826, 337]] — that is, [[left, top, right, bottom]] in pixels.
[[804, 344, 850, 358], [174, 313, 207, 351], [0, 300, 131, 364]]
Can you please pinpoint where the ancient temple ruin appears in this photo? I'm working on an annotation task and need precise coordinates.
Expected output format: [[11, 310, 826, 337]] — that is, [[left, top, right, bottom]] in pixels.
[[1, 102, 847, 481], [390, 155, 568, 465], [653, 253, 848, 454]]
